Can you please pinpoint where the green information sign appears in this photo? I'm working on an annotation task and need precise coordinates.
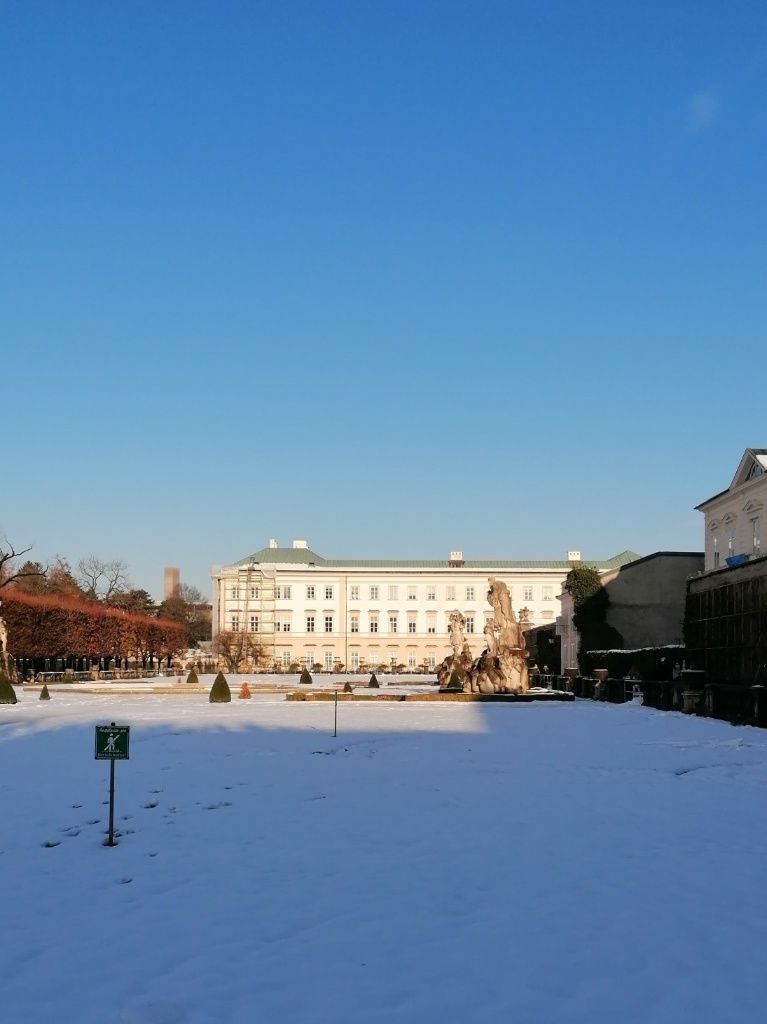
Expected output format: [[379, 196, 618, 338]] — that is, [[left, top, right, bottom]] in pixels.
[[95, 724, 130, 760]]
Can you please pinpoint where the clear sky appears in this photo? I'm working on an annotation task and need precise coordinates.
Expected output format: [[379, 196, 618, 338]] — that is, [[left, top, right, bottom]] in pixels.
[[2, 1, 766, 598]]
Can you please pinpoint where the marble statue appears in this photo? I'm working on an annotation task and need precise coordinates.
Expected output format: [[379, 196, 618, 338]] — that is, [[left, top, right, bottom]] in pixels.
[[437, 577, 530, 694]]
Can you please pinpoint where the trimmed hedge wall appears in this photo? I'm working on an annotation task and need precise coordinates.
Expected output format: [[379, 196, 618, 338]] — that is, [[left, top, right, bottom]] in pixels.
[[580, 646, 684, 681]]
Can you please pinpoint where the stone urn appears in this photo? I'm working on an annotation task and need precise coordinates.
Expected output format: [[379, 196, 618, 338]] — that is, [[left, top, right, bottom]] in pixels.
[[682, 689, 700, 713]]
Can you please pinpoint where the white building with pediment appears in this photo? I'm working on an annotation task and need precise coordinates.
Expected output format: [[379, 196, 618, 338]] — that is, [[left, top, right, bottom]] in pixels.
[[211, 541, 639, 672], [695, 448, 766, 571]]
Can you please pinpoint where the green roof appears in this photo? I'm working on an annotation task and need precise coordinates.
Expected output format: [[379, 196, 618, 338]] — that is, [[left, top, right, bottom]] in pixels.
[[235, 547, 642, 571]]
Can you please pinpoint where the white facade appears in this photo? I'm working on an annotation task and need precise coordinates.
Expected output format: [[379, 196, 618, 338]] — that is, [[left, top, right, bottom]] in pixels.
[[696, 449, 767, 572], [212, 541, 638, 672]]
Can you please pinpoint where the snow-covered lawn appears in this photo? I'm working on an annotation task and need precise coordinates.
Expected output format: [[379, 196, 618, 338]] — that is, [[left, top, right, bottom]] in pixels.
[[1, 695, 765, 1023]]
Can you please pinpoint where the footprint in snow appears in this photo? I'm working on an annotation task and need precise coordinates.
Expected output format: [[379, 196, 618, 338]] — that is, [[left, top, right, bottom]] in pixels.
[[86, 818, 101, 825], [42, 840, 61, 848], [143, 801, 159, 809]]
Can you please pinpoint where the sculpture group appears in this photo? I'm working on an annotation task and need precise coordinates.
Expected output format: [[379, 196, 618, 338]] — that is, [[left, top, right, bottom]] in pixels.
[[437, 577, 529, 694]]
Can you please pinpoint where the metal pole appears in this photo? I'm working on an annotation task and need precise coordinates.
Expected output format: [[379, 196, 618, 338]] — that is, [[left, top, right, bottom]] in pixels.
[[107, 757, 116, 846], [334, 689, 338, 738]]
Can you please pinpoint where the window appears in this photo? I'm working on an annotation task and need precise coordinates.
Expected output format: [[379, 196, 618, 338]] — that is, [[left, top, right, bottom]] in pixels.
[[369, 585, 379, 600], [325, 585, 334, 600], [350, 613, 359, 633], [390, 653, 398, 668], [281, 650, 291, 667], [408, 586, 417, 600], [276, 585, 291, 600], [324, 651, 334, 670], [408, 652, 417, 669], [249, 586, 259, 600], [465, 586, 475, 601], [727, 526, 735, 556], [231, 616, 240, 632], [427, 612, 437, 634], [388, 585, 398, 600], [389, 614, 398, 633], [306, 615, 315, 633], [275, 615, 291, 632], [542, 586, 553, 601], [249, 615, 259, 632], [306, 585, 315, 600], [350, 585, 360, 601], [369, 648, 380, 667], [465, 616, 475, 633], [428, 653, 436, 669], [446, 585, 456, 600], [407, 613, 417, 634], [713, 536, 720, 569], [427, 586, 436, 601], [369, 614, 379, 633], [350, 650, 360, 670], [231, 586, 239, 600], [752, 518, 761, 556], [324, 615, 333, 633], [523, 587, 533, 602], [305, 650, 314, 668]]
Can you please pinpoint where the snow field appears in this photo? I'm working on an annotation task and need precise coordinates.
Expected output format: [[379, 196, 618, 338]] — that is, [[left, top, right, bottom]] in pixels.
[[1, 695, 766, 1023]]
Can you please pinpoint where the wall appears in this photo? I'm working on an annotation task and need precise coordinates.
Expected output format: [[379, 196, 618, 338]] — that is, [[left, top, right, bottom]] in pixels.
[[604, 552, 704, 649]]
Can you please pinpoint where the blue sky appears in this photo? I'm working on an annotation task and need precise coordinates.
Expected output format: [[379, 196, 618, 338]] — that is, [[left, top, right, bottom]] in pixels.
[[2, 1, 766, 598]]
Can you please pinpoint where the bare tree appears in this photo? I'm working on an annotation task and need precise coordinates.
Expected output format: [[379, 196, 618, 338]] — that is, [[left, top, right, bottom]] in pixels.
[[213, 630, 265, 672], [179, 583, 205, 605], [0, 537, 47, 591], [77, 557, 130, 602]]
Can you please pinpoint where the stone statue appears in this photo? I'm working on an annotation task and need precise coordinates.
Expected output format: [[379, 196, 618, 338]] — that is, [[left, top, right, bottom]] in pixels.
[[448, 610, 466, 658], [483, 617, 498, 657], [0, 612, 9, 677], [438, 577, 529, 694]]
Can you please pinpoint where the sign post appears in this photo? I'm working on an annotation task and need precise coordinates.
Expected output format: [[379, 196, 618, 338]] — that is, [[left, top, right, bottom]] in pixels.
[[334, 689, 338, 738], [95, 723, 130, 847]]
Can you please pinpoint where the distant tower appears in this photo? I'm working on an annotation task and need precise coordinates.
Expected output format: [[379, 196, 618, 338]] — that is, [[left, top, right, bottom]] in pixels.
[[164, 567, 180, 600]]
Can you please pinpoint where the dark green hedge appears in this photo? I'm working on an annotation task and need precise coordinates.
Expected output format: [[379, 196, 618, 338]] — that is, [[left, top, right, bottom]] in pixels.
[[580, 646, 684, 681]]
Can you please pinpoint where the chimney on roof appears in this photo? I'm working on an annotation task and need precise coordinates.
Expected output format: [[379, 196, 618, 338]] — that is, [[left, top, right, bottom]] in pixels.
[[449, 550, 464, 566], [268, 539, 278, 549], [568, 550, 581, 562], [292, 539, 308, 549]]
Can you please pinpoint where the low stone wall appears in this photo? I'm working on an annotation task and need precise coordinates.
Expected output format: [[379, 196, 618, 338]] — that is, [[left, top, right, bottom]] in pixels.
[[562, 672, 767, 728]]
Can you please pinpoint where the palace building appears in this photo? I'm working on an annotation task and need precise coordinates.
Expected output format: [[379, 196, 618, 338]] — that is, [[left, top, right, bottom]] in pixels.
[[211, 540, 638, 672]]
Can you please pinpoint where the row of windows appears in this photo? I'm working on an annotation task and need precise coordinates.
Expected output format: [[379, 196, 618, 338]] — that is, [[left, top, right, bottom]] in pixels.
[[280, 650, 440, 670], [230, 609, 555, 633], [228, 583, 555, 602], [711, 517, 761, 568]]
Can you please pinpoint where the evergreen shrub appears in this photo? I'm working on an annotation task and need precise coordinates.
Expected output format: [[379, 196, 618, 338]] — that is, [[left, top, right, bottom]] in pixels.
[[186, 667, 199, 686], [39, 684, 51, 701], [0, 672, 18, 704], [299, 667, 312, 685], [209, 672, 231, 703], [343, 681, 353, 693], [368, 673, 379, 688]]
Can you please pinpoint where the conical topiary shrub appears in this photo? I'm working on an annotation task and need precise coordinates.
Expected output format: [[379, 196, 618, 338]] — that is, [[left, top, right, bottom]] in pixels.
[[445, 669, 463, 692], [209, 671, 231, 703], [186, 667, 199, 686], [343, 681, 353, 693], [368, 673, 379, 689], [238, 682, 252, 699], [0, 672, 18, 705], [39, 684, 51, 701], [299, 667, 312, 685]]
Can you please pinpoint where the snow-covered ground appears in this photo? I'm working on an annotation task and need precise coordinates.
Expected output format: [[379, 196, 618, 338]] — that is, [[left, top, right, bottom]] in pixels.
[[1, 694, 766, 1023]]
